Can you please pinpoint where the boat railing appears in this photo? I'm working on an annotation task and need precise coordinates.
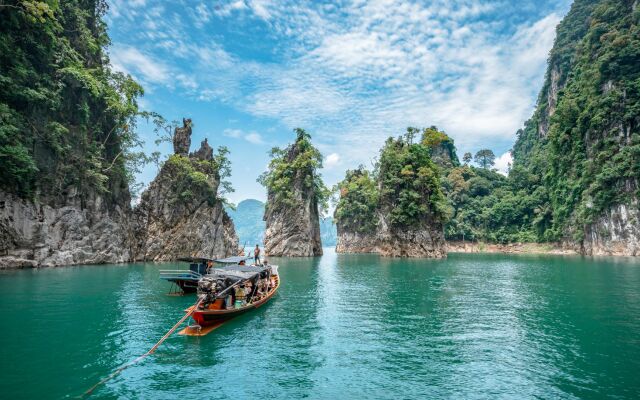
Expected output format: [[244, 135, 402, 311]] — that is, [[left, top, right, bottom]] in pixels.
[[159, 270, 203, 280]]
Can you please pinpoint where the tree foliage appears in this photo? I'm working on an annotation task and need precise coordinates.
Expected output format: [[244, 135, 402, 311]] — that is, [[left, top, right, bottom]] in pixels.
[[0, 0, 145, 202], [462, 152, 472, 165], [258, 128, 330, 213], [334, 128, 448, 232], [421, 126, 460, 168], [442, 164, 548, 243], [377, 130, 448, 227], [333, 167, 378, 233], [511, 0, 640, 242], [474, 149, 496, 170], [162, 154, 230, 207]]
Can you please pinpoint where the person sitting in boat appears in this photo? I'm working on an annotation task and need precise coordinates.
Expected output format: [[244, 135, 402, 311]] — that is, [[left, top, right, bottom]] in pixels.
[[257, 279, 267, 297], [254, 244, 261, 265], [235, 284, 246, 305], [238, 259, 246, 266]]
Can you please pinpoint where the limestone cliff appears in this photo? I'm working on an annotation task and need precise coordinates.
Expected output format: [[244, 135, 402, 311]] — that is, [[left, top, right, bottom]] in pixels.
[[334, 168, 379, 254], [334, 133, 447, 258], [263, 190, 323, 257], [335, 229, 378, 253], [375, 139, 447, 258], [0, 190, 132, 268], [376, 214, 446, 258], [132, 133, 240, 261], [0, 0, 138, 268], [261, 129, 324, 257], [511, 0, 640, 256], [0, 1, 241, 268], [581, 199, 639, 256]]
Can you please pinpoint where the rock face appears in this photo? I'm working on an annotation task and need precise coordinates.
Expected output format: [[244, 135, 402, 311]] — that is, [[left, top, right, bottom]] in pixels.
[[0, 119, 241, 268], [336, 211, 446, 258], [0, 190, 131, 268], [263, 186, 323, 257], [335, 229, 378, 253], [191, 138, 213, 161], [173, 118, 192, 156], [376, 215, 446, 258], [582, 200, 640, 256], [132, 137, 239, 261], [263, 134, 323, 257]]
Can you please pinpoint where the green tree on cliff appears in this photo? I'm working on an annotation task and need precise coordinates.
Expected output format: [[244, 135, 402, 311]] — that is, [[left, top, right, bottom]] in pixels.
[[334, 167, 379, 233], [511, 0, 640, 242], [258, 128, 330, 213], [421, 126, 460, 168], [0, 0, 145, 200], [462, 152, 472, 165], [377, 132, 448, 227], [474, 149, 496, 170]]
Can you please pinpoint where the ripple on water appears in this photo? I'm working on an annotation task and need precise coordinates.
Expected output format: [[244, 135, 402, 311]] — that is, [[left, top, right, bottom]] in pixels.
[[0, 252, 639, 399]]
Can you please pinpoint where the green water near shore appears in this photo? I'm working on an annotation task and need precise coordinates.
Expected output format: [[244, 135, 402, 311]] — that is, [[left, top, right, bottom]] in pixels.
[[1, 250, 639, 399]]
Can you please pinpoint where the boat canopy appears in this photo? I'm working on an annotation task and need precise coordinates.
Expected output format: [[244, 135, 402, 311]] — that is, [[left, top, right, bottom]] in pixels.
[[207, 264, 270, 280], [177, 257, 215, 263], [177, 256, 252, 264], [214, 256, 253, 264]]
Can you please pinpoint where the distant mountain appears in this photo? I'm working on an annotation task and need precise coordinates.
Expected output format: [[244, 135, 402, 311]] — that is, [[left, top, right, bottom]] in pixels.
[[320, 217, 337, 247], [227, 199, 337, 247], [226, 199, 265, 246]]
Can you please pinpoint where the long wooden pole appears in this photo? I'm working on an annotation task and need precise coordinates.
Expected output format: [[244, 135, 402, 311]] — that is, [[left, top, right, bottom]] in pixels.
[[81, 297, 204, 398]]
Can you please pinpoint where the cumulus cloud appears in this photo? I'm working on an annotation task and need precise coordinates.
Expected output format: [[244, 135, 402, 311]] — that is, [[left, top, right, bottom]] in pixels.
[[324, 153, 340, 169], [494, 151, 513, 176], [245, 132, 265, 144], [109, 45, 170, 84], [224, 128, 264, 144], [108, 0, 569, 175]]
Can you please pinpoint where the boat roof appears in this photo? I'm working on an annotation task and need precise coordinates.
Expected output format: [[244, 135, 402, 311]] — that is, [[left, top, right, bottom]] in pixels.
[[177, 256, 215, 263], [214, 256, 253, 264], [177, 256, 252, 264], [207, 264, 270, 280]]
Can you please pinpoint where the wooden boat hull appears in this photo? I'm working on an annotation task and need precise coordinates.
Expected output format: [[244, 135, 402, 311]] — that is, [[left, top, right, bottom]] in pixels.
[[190, 274, 280, 327]]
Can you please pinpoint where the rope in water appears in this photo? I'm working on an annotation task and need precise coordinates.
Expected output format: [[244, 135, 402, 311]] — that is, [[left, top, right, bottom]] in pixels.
[[81, 297, 204, 398]]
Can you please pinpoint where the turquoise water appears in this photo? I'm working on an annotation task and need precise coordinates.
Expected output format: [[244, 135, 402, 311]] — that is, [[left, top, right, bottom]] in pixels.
[[1, 250, 639, 399]]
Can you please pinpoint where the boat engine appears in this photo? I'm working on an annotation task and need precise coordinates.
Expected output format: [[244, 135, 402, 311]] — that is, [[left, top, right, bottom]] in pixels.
[[197, 277, 217, 304]]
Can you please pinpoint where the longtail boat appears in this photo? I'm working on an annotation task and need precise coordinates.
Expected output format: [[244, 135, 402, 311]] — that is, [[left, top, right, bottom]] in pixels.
[[179, 263, 280, 336], [159, 256, 253, 294]]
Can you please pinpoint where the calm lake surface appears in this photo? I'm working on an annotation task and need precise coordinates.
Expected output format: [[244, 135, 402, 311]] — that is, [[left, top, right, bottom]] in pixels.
[[1, 250, 639, 399]]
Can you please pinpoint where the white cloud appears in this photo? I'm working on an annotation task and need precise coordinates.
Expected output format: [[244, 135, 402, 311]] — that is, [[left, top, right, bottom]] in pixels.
[[109, 46, 170, 84], [494, 151, 513, 176], [212, 0, 248, 17], [248, 0, 272, 19], [108, 0, 569, 182], [223, 128, 243, 138], [324, 153, 340, 169], [224, 128, 264, 144], [245, 132, 264, 144]]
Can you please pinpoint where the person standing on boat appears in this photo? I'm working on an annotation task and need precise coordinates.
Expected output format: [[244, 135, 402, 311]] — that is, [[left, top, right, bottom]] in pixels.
[[254, 244, 261, 265]]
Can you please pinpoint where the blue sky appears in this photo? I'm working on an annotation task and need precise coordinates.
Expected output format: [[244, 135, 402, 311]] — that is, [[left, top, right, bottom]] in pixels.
[[106, 0, 572, 206]]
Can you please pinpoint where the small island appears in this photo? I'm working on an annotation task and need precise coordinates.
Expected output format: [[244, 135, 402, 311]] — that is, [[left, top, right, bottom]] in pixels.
[[334, 128, 448, 258], [258, 128, 328, 257]]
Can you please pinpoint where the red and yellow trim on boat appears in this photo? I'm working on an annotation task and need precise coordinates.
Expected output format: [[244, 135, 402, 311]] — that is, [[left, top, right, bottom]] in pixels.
[[178, 273, 280, 336]]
